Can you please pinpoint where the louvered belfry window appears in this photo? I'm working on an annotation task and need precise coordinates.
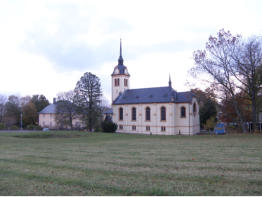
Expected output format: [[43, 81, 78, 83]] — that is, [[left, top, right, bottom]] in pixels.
[[124, 79, 128, 87], [115, 78, 120, 86]]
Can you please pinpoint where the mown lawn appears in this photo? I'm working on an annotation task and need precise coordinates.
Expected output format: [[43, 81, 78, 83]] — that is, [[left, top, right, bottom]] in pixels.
[[0, 131, 262, 195]]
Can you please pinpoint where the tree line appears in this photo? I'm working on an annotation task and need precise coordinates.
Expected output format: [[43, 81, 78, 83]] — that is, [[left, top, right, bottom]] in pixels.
[[3, 30, 260, 133], [0, 94, 49, 130], [191, 29, 262, 132], [0, 72, 113, 132]]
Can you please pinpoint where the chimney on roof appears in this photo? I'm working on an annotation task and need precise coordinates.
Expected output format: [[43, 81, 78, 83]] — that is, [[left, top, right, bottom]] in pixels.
[[53, 98, 56, 104]]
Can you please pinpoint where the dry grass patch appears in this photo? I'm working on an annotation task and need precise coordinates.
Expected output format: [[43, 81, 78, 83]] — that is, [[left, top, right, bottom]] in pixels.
[[0, 131, 262, 195]]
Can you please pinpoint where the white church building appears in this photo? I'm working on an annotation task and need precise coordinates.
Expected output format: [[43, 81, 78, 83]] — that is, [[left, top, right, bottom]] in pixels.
[[111, 41, 200, 135]]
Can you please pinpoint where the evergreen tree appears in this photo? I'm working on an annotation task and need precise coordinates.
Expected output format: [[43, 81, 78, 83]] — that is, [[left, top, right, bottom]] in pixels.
[[4, 95, 21, 127], [74, 72, 102, 131], [31, 95, 49, 112]]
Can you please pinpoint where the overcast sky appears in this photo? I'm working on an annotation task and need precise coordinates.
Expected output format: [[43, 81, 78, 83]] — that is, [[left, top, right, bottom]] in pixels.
[[0, 0, 261, 103]]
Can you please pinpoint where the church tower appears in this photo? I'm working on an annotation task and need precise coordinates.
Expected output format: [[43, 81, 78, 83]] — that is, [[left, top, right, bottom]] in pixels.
[[111, 39, 130, 103]]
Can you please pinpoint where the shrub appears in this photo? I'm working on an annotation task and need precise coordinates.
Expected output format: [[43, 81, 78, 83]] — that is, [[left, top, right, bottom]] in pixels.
[[95, 126, 102, 132], [26, 124, 35, 130], [9, 125, 19, 130], [204, 116, 216, 131], [101, 120, 117, 133], [0, 122, 6, 130], [34, 125, 42, 130], [25, 124, 42, 130]]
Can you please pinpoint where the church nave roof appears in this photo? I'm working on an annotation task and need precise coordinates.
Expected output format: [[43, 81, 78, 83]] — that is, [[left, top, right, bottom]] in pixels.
[[113, 86, 194, 105]]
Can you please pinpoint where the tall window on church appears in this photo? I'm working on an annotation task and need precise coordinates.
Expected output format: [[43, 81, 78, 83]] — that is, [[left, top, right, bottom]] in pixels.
[[146, 107, 150, 121], [193, 103, 196, 113], [124, 79, 128, 87], [132, 107, 136, 121], [119, 107, 123, 120], [161, 106, 166, 121], [115, 78, 120, 86], [181, 106, 186, 118]]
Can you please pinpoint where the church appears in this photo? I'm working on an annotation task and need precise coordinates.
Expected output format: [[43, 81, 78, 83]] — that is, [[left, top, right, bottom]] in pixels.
[[111, 41, 200, 135]]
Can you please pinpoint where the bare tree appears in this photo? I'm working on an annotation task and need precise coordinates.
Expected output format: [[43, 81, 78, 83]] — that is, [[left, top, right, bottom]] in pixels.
[[231, 37, 262, 132], [20, 96, 31, 107], [0, 95, 7, 123], [55, 90, 77, 129], [192, 29, 247, 132], [22, 101, 38, 127]]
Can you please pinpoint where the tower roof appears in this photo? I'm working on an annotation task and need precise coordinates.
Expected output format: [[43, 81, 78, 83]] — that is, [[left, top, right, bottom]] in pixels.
[[112, 39, 130, 76]]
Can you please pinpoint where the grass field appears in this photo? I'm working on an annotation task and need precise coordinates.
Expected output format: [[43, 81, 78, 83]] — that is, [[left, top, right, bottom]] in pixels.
[[0, 131, 262, 195]]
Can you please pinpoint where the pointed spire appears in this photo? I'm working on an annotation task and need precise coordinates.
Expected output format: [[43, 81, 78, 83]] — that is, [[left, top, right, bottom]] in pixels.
[[118, 38, 124, 65], [169, 74, 172, 87], [120, 38, 122, 57]]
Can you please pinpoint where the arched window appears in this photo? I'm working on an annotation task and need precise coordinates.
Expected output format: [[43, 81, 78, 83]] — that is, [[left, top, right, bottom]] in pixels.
[[146, 107, 150, 121], [181, 106, 186, 118], [193, 103, 196, 113], [119, 107, 123, 120], [124, 79, 128, 87], [114, 78, 120, 86], [132, 107, 136, 121], [161, 106, 166, 121]]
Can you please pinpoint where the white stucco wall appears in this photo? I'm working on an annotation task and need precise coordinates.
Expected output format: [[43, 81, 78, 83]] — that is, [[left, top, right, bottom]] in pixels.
[[112, 99, 200, 135], [39, 114, 56, 129], [191, 97, 201, 134], [112, 75, 130, 102], [174, 98, 200, 135], [39, 114, 85, 129]]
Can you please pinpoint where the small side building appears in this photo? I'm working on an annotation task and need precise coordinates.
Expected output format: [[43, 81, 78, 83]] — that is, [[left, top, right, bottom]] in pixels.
[[39, 99, 85, 129]]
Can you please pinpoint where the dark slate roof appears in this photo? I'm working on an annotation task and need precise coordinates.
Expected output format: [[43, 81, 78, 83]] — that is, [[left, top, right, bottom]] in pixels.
[[112, 64, 128, 75], [39, 100, 77, 114], [176, 91, 195, 103], [113, 87, 194, 105], [39, 104, 56, 114], [103, 108, 113, 114]]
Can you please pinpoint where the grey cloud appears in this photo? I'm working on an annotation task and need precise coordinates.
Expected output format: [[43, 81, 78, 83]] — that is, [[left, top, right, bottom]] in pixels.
[[24, 33, 118, 71], [125, 40, 200, 60], [102, 18, 133, 34], [22, 3, 212, 73], [22, 11, 130, 71]]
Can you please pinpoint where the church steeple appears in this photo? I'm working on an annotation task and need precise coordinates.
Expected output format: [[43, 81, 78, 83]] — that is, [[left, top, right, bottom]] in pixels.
[[169, 74, 172, 87], [112, 39, 130, 102], [118, 39, 124, 65]]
